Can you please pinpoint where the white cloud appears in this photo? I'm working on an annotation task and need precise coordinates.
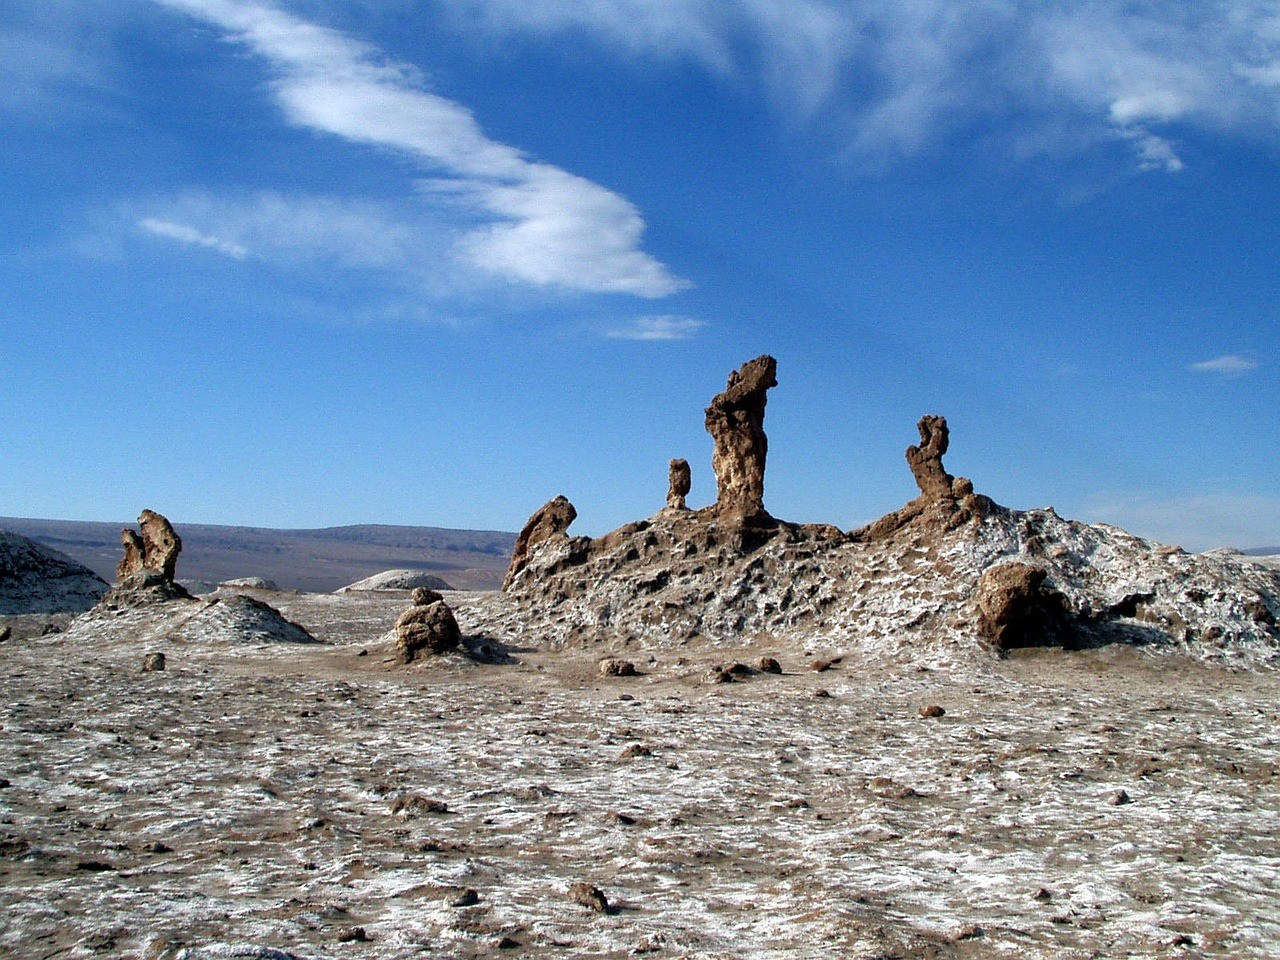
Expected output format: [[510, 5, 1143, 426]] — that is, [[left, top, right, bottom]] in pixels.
[[1083, 492, 1280, 552], [605, 315, 707, 341], [1190, 354, 1260, 375], [435, 0, 1280, 172], [153, 0, 686, 297], [139, 217, 249, 259]]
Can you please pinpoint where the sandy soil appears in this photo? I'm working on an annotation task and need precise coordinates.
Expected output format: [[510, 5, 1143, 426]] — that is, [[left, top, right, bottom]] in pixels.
[[1, 589, 1278, 959]]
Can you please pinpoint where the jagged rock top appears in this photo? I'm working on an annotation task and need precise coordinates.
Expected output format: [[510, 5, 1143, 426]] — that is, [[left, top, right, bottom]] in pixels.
[[705, 354, 777, 520], [0, 531, 109, 615]]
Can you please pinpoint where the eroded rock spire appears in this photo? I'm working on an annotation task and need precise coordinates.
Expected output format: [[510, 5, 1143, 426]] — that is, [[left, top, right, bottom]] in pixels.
[[116, 509, 182, 582], [504, 495, 578, 591], [704, 355, 777, 520], [666, 459, 691, 511]]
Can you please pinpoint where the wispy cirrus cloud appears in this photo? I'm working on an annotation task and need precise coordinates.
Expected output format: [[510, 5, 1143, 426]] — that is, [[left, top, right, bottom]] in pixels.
[[1189, 354, 1259, 376], [436, 0, 1280, 172], [153, 0, 686, 297], [605, 315, 707, 341], [139, 217, 249, 259]]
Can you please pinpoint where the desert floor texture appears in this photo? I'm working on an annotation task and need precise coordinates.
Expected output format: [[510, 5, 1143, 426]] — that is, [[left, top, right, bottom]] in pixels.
[[2, 588, 1278, 960]]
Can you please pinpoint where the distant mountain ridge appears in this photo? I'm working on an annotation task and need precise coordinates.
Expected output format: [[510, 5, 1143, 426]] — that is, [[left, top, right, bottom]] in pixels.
[[0, 517, 515, 593]]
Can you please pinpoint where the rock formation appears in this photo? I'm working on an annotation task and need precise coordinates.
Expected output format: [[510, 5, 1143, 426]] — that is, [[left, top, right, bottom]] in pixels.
[[666, 459, 691, 511], [849, 416, 994, 543], [504, 495, 578, 590], [337, 570, 453, 593], [973, 561, 1073, 650], [488, 356, 1280, 666], [394, 590, 461, 663], [116, 510, 182, 582], [705, 355, 777, 520], [906, 414, 956, 499]]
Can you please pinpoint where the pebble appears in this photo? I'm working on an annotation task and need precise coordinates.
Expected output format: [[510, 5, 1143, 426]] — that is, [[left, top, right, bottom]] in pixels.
[[336, 926, 369, 943], [599, 658, 637, 677], [919, 704, 946, 718], [450, 889, 480, 907], [141, 652, 166, 673], [1110, 789, 1131, 806]]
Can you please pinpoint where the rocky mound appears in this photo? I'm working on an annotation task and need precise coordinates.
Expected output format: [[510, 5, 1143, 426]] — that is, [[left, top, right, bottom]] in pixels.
[[495, 357, 1280, 666], [219, 577, 281, 591], [66, 510, 316, 647], [337, 569, 454, 592], [0, 531, 109, 614]]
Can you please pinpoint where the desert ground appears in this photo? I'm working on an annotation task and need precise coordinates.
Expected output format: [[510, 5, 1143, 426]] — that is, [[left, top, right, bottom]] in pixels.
[[2, 587, 1278, 960]]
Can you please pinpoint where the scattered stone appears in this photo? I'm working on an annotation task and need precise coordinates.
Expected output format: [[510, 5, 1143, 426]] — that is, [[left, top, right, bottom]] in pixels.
[[141, 652, 166, 673], [1033, 887, 1053, 901], [568, 882, 610, 913], [391, 794, 449, 816], [336, 927, 369, 943], [1110, 789, 1131, 806], [757, 656, 782, 674], [704, 354, 777, 519], [497, 936, 521, 949], [505, 495, 578, 590], [809, 658, 835, 672], [40, 623, 61, 635], [609, 811, 637, 825], [0, 626, 10, 643], [450, 889, 480, 907], [666, 458, 691, 511], [619, 744, 652, 759], [599, 658, 637, 677], [142, 840, 172, 853], [705, 667, 735, 684], [919, 704, 946, 718], [716, 661, 753, 676], [811, 689, 831, 698]]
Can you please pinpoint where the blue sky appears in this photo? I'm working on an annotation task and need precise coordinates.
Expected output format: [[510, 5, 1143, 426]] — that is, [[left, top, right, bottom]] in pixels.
[[2, 0, 1277, 550]]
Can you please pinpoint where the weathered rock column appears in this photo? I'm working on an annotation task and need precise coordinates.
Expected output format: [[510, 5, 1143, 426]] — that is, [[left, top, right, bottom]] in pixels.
[[906, 415, 955, 499], [704, 355, 777, 520], [666, 459, 691, 511]]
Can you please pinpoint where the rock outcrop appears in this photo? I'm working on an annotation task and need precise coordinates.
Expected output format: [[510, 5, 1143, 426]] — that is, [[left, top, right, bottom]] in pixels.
[[705, 355, 777, 520], [394, 591, 461, 663], [504, 495, 578, 590], [666, 459, 691, 511], [116, 510, 182, 582], [488, 357, 1280, 666], [0, 532, 109, 615]]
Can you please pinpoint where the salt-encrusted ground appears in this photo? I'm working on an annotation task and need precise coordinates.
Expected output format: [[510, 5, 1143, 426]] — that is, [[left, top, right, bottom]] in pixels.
[[2, 589, 1278, 959]]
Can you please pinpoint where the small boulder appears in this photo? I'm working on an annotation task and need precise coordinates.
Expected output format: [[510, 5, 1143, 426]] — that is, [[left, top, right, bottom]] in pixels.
[[599, 658, 637, 677], [918, 704, 945, 718], [973, 562, 1074, 650], [568, 882, 610, 913], [141, 652, 166, 673], [395, 600, 461, 662], [666, 458, 691, 511], [757, 656, 782, 674]]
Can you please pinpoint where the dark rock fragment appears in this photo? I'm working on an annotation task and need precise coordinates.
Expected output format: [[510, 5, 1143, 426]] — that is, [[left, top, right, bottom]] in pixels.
[[568, 882, 610, 913]]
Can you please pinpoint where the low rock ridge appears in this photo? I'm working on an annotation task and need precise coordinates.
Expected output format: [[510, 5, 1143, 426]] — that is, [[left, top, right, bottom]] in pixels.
[[0, 531, 109, 615], [497, 357, 1280, 665]]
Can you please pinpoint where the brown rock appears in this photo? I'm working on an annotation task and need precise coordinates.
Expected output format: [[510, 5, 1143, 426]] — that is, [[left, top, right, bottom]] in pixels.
[[411, 586, 443, 606], [757, 656, 782, 674], [906, 415, 955, 500], [141, 652, 166, 673], [504, 495, 577, 590], [568, 882, 610, 913], [117, 530, 145, 580], [666, 458, 691, 510], [704, 355, 777, 519], [918, 704, 945, 718], [116, 510, 182, 582], [0, 626, 10, 643], [394, 600, 461, 662], [599, 658, 636, 677], [974, 562, 1073, 650]]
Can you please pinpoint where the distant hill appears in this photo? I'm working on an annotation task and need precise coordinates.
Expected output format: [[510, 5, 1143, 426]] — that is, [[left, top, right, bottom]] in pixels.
[[0, 517, 515, 593], [1243, 546, 1280, 556]]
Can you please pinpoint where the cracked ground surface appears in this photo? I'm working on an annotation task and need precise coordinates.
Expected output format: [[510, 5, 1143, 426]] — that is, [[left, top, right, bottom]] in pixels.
[[2, 589, 1278, 959]]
